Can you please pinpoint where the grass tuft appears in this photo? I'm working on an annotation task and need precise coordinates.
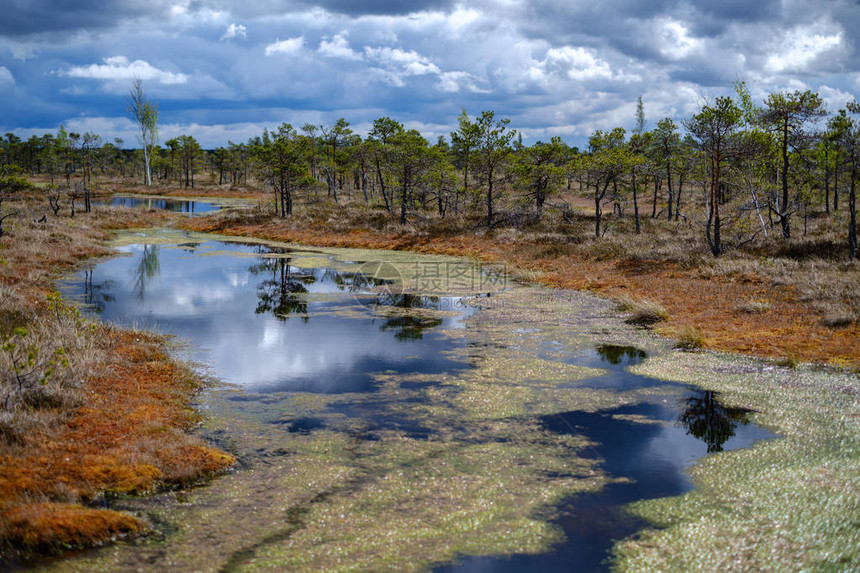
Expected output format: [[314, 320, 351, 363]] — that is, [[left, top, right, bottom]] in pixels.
[[617, 295, 669, 326], [672, 325, 706, 350], [774, 354, 800, 369], [0, 503, 145, 555], [820, 308, 856, 328]]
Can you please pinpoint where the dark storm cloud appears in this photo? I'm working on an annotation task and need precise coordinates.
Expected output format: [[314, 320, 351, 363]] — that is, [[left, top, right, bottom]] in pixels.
[[693, 0, 779, 19], [310, 0, 453, 16], [0, 0, 174, 37], [669, 63, 741, 89], [514, 0, 777, 60]]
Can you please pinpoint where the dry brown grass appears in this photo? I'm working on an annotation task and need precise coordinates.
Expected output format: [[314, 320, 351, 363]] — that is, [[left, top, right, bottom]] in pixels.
[[26, 173, 261, 200], [0, 298, 90, 444], [0, 195, 234, 560]]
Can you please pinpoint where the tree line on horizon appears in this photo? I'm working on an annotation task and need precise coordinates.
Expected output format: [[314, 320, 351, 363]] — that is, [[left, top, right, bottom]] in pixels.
[[1, 82, 858, 259]]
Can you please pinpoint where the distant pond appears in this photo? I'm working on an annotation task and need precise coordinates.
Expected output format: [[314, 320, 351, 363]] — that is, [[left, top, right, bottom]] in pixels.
[[100, 194, 221, 215], [51, 229, 773, 573]]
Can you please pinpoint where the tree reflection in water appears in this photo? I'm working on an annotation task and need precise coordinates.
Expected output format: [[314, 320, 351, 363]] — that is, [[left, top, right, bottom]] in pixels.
[[594, 344, 647, 366], [248, 254, 449, 338], [379, 315, 443, 341], [82, 267, 115, 311], [677, 390, 754, 452], [326, 267, 388, 292], [132, 244, 160, 302], [250, 256, 313, 321], [374, 294, 444, 341]]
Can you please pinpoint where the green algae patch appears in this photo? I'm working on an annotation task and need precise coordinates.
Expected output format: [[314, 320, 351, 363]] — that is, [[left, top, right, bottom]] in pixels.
[[612, 352, 860, 571], [449, 360, 632, 420], [242, 426, 606, 572], [41, 384, 611, 573], [108, 228, 204, 248], [107, 228, 508, 297]]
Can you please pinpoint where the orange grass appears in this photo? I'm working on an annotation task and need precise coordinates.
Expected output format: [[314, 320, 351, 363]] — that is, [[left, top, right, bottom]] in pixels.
[[2, 503, 144, 554], [185, 215, 860, 368]]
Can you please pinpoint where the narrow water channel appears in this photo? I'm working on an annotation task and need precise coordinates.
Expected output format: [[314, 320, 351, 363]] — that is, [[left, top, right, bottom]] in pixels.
[[53, 229, 772, 572]]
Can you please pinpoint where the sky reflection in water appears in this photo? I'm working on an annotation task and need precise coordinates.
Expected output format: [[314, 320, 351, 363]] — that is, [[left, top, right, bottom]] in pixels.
[[62, 238, 470, 393]]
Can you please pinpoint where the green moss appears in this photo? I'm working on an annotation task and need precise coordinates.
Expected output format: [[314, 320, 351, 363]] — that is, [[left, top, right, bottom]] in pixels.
[[242, 426, 604, 572]]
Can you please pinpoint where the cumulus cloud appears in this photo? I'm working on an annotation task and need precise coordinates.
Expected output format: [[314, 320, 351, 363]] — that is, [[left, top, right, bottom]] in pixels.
[[169, 3, 228, 28], [816, 84, 855, 112], [437, 71, 488, 93], [318, 33, 363, 60], [62, 56, 188, 85], [526, 46, 615, 85], [441, 6, 482, 39], [365, 47, 438, 75], [658, 20, 701, 60], [364, 46, 439, 86], [360, 45, 487, 93], [765, 24, 843, 73], [265, 37, 305, 56], [221, 23, 247, 41]]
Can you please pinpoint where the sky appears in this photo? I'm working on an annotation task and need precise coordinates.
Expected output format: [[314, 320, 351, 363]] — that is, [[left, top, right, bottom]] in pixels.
[[0, 0, 858, 149]]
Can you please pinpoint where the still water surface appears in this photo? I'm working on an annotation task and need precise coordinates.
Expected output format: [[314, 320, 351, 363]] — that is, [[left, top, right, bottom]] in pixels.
[[63, 237, 471, 393], [58, 231, 772, 572]]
